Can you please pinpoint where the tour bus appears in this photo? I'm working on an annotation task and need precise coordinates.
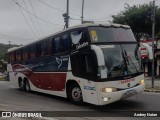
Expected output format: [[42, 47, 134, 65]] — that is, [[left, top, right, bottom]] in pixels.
[[7, 23, 145, 105]]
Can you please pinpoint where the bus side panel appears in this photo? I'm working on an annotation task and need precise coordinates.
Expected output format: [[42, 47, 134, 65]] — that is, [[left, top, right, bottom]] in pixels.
[[29, 72, 67, 91]]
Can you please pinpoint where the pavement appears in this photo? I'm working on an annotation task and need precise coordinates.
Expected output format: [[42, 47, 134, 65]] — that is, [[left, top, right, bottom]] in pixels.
[[144, 77, 160, 92]]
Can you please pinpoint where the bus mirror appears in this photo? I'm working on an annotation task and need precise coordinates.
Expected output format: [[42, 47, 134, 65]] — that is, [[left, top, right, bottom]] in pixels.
[[98, 66, 107, 79]]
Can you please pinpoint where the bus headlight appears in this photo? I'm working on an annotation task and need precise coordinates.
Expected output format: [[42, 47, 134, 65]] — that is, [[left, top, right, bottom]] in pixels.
[[139, 80, 145, 85], [100, 87, 117, 93]]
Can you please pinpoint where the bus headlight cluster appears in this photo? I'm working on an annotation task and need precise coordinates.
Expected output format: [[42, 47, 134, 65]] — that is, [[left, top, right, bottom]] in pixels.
[[100, 87, 117, 93], [139, 80, 145, 85]]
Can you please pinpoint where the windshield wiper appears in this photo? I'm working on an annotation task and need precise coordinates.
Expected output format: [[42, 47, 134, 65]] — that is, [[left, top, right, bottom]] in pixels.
[[123, 48, 139, 73], [120, 45, 128, 75]]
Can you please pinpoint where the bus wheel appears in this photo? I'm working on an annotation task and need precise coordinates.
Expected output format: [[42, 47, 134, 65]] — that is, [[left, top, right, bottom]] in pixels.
[[68, 84, 83, 104], [19, 79, 25, 91], [25, 80, 31, 92]]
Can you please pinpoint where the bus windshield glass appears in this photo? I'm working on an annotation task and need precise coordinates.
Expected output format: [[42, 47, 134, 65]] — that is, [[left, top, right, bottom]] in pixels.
[[100, 44, 142, 78], [88, 26, 136, 43]]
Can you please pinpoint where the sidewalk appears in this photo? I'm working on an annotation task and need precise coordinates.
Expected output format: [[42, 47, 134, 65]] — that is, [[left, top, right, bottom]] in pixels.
[[145, 77, 160, 92]]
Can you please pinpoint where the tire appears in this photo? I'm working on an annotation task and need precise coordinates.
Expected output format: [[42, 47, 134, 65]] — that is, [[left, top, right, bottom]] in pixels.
[[25, 80, 31, 92], [68, 83, 83, 105], [19, 79, 25, 91]]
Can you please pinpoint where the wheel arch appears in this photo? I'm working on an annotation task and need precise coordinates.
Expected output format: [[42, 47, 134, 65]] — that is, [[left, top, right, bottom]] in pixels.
[[66, 80, 81, 98]]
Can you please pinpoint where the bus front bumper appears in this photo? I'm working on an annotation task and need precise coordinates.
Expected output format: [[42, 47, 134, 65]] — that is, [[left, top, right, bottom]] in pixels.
[[98, 84, 145, 106]]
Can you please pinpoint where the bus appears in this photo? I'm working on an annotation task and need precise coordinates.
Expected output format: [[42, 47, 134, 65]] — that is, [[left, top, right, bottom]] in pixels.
[[7, 23, 145, 105]]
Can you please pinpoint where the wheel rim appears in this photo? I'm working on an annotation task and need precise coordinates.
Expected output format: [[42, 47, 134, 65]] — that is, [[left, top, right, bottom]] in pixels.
[[72, 87, 82, 101]]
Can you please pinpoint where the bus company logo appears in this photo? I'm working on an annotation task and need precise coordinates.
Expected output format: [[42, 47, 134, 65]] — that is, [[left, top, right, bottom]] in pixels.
[[121, 78, 135, 84], [2, 112, 11, 117], [56, 57, 62, 69], [76, 42, 89, 49], [71, 33, 82, 45]]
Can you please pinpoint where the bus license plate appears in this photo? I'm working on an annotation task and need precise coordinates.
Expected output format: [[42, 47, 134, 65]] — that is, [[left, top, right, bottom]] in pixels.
[[121, 89, 137, 99]]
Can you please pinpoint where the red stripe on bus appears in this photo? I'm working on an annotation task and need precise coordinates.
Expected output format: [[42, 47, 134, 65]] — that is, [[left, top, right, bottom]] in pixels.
[[29, 73, 67, 91], [140, 48, 147, 50]]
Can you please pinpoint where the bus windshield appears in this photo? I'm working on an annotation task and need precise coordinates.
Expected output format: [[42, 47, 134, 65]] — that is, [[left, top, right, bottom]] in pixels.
[[100, 44, 142, 78], [88, 26, 136, 43]]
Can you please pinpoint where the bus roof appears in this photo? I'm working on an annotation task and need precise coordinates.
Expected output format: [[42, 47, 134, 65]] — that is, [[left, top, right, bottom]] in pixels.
[[7, 23, 130, 53]]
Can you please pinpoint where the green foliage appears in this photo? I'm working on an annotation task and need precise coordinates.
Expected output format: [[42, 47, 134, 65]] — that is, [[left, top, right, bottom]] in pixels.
[[112, 3, 160, 36], [0, 43, 18, 61]]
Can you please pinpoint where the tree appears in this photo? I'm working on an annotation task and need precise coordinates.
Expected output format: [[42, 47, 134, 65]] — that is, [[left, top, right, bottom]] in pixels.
[[112, 3, 160, 40]]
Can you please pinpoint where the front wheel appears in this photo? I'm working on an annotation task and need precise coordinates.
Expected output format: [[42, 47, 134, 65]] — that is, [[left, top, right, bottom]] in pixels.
[[68, 84, 83, 105]]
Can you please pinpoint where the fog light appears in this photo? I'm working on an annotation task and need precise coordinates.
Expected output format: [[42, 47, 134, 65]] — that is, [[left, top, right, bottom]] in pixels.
[[140, 80, 145, 85], [103, 97, 109, 101], [100, 87, 117, 93]]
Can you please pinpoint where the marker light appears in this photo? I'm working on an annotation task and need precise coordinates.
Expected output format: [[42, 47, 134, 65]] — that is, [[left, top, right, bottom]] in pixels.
[[139, 80, 145, 85], [100, 87, 117, 93]]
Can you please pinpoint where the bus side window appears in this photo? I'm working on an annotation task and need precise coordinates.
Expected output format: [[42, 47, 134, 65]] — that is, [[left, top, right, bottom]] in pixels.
[[71, 51, 97, 80], [52, 37, 63, 54], [70, 29, 89, 51], [22, 47, 29, 61], [39, 40, 49, 56], [62, 34, 71, 52], [29, 44, 37, 58], [9, 52, 16, 63], [16, 50, 22, 62]]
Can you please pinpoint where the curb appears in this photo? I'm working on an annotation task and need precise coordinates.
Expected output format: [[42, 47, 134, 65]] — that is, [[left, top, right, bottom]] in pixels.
[[144, 89, 160, 92]]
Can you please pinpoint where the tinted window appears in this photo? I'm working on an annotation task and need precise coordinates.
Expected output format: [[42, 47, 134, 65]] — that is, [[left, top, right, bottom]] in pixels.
[[88, 27, 136, 43], [71, 50, 97, 80], [62, 34, 71, 51], [39, 40, 51, 56], [9, 52, 16, 62], [52, 37, 63, 53], [16, 50, 21, 61], [22, 47, 29, 60], [29, 44, 37, 58], [70, 29, 88, 50]]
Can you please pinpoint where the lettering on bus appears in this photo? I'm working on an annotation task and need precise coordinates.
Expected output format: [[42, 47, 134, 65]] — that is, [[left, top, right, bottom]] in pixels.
[[76, 42, 88, 49], [121, 78, 135, 84]]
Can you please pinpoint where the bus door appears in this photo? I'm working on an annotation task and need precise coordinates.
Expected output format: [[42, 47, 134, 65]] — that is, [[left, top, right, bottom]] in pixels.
[[70, 49, 99, 104]]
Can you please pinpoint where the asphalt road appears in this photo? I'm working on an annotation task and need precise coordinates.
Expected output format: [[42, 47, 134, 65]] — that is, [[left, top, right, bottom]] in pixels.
[[0, 81, 160, 120]]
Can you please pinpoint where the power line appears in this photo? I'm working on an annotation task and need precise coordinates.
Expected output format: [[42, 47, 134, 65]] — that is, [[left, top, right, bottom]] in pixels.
[[13, 0, 36, 36], [23, 0, 40, 36], [38, 0, 64, 13], [13, 0, 63, 26], [0, 33, 37, 40], [38, 0, 81, 17], [29, 0, 44, 36]]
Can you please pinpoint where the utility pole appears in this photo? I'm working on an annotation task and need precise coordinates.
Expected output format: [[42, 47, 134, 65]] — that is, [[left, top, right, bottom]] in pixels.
[[66, 0, 69, 28], [63, 0, 69, 28], [151, 1, 156, 88], [81, 0, 84, 24]]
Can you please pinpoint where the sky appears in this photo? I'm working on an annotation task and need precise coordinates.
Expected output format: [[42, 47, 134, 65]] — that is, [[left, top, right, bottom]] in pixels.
[[0, 0, 160, 45]]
